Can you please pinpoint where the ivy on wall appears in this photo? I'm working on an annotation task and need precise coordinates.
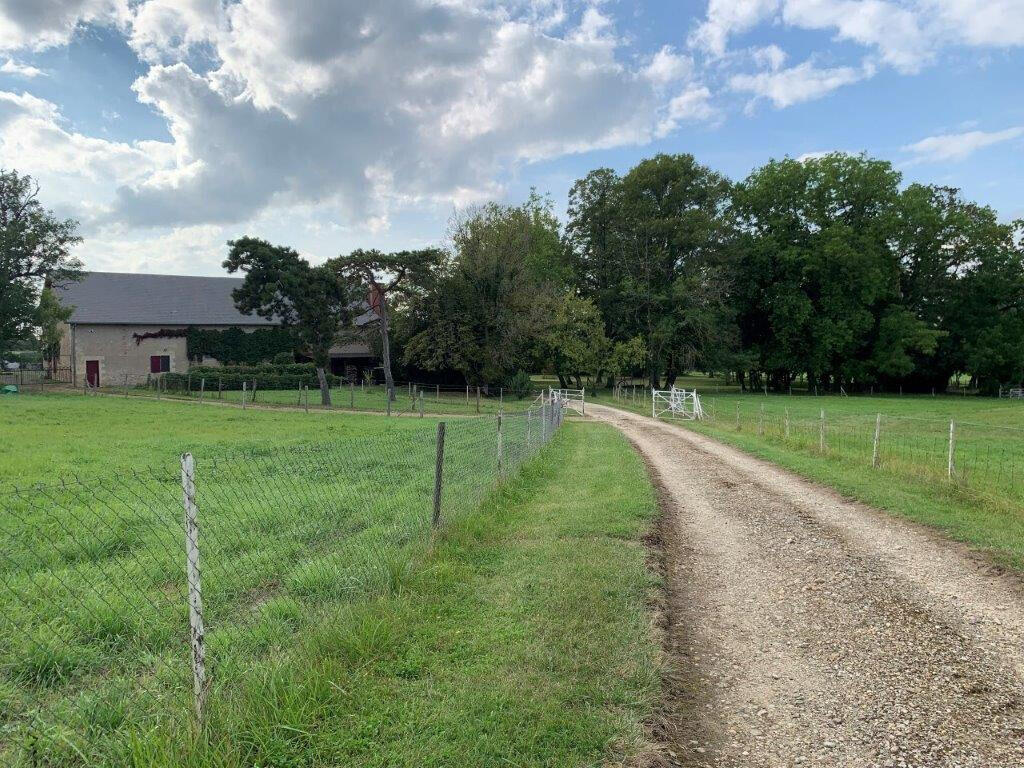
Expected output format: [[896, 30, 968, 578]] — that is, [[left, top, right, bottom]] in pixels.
[[132, 326, 295, 365]]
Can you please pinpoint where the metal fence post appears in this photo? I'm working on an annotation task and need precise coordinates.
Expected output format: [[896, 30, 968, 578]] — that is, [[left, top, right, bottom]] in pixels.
[[872, 413, 881, 468], [497, 410, 504, 476], [180, 453, 207, 726], [948, 420, 956, 479], [432, 422, 446, 528], [526, 407, 533, 449]]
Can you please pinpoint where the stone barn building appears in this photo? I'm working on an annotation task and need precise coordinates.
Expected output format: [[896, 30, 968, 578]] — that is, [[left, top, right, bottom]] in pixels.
[[54, 272, 378, 387]]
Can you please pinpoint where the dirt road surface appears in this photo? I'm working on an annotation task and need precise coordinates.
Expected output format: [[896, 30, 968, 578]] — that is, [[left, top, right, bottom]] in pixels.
[[586, 402, 1024, 768]]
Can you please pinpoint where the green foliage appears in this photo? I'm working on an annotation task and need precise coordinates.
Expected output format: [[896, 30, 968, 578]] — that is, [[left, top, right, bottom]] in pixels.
[[185, 326, 296, 365], [402, 198, 565, 384], [168, 363, 341, 391], [0, 170, 82, 358], [567, 154, 736, 387], [224, 237, 359, 370], [36, 286, 72, 365], [542, 294, 609, 387], [504, 370, 534, 399]]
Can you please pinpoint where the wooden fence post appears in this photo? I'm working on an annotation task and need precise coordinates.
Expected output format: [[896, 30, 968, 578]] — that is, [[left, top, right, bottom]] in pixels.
[[218, 378, 222, 399], [180, 452, 207, 726], [476, 386, 480, 414], [436, 384, 440, 402], [350, 381, 355, 409], [758, 403, 764, 436], [242, 380, 247, 410], [199, 378, 205, 403], [419, 390, 424, 418], [526, 407, 533, 448], [298, 382, 303, 406], [948, 420, 956, 479], [497, 410, 504, 476], [432, 422, 446, 528], [251, 379, 257, 403], [304, 385, 309, 414], [784, 408, 790, 438], [735, 403, 740, 430], [465, 384, 469, 404], [872, 413, 881, 468], [819, 409, 826, 453]]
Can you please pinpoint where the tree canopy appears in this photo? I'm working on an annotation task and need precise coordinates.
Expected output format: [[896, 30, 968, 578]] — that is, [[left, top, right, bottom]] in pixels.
[[0, 169, 81, 360]]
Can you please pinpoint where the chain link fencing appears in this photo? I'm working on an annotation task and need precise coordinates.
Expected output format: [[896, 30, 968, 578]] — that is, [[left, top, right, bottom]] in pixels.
[[0, 398, 566, 765]]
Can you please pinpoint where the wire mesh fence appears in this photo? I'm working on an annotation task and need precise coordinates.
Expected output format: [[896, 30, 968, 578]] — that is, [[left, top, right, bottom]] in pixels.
[[13, 374, 547, 417], [0, 398, 566, 765], [697, 401, 1024, 511]]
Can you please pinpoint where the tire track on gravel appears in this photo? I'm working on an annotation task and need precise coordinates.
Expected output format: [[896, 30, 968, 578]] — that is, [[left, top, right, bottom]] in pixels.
[[587, 403, 1024, 768]]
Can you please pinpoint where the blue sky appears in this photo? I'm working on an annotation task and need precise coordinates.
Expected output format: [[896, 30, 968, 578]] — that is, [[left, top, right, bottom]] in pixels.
[[0, 0, 1021, 275]]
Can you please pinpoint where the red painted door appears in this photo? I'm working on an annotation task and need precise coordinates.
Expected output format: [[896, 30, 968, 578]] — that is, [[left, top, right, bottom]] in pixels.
[[85, 360, 100, 388]]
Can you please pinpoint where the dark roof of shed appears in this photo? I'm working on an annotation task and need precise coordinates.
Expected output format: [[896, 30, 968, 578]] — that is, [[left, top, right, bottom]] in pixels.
[[54, 272, 278, 326]]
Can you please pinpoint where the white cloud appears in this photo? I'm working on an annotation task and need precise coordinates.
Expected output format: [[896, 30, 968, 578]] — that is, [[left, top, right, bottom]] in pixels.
[[0, 58, 45, 77], [729, 59, 872, 109], [901, 126, 1024, 163], [781, 0, 931, 73], [643, 45, 693, 85], [0, 0, 128, 51], [689, 0, 780, 57]]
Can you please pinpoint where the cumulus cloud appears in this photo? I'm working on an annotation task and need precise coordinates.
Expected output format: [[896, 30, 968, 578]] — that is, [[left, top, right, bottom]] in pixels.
[[689, 0, 780, 58], [901, 126, 1024, 164], [0, 0, 128, 51], [643, 46, 693, 85], [729, 59, 872, 109]]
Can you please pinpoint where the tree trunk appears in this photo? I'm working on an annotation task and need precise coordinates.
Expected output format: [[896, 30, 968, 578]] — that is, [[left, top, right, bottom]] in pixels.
[[316, 366, 331, 406], [557, 372, 569, 389], [378, 292, 396, 402]]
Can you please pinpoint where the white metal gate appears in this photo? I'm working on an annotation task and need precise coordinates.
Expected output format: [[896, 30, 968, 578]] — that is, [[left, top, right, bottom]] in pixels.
[[549, 387, 585, 414], [652, 387, 704, 420]]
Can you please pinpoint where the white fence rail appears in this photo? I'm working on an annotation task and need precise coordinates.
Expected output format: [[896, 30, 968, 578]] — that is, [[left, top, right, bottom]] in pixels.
[[652, 387, 704, 420]]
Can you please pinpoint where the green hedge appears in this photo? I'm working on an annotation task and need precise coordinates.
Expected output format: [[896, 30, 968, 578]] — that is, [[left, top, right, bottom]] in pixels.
[[187, 363, 324, 378], [164, 369, 341, 392]]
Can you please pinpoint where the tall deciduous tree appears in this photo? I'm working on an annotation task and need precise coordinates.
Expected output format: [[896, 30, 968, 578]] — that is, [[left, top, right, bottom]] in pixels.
[[329, 248, 442, 402], [224, 237, 358, 405], [0, 170, 81, 360], [403, 199, 562, 384], [568, 154, 737, 388]]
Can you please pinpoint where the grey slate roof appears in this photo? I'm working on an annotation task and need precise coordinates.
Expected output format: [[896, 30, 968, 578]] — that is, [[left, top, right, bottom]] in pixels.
[[55, 272, 278, 326]]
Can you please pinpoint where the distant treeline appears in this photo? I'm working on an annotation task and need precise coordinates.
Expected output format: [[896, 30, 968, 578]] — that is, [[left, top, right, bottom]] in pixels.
[[389, 152, 1023, 394]]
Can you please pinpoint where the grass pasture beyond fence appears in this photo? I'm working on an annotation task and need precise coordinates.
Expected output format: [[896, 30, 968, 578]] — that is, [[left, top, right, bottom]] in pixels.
[[0, 394, 568, 766]]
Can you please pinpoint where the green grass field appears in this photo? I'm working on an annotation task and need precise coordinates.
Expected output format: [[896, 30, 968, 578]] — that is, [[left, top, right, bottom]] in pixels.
[[0, 394, 659, 766], [596, 386, 1024, 570]]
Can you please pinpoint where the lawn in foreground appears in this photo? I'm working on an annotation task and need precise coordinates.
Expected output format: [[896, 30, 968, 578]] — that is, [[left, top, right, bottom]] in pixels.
[[2, 395, 660, 767], [594, 390, 1024, 571]]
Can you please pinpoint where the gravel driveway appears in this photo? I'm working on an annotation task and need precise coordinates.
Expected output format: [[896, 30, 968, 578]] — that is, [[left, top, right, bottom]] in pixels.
[[585, 402, 1024, 768]]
